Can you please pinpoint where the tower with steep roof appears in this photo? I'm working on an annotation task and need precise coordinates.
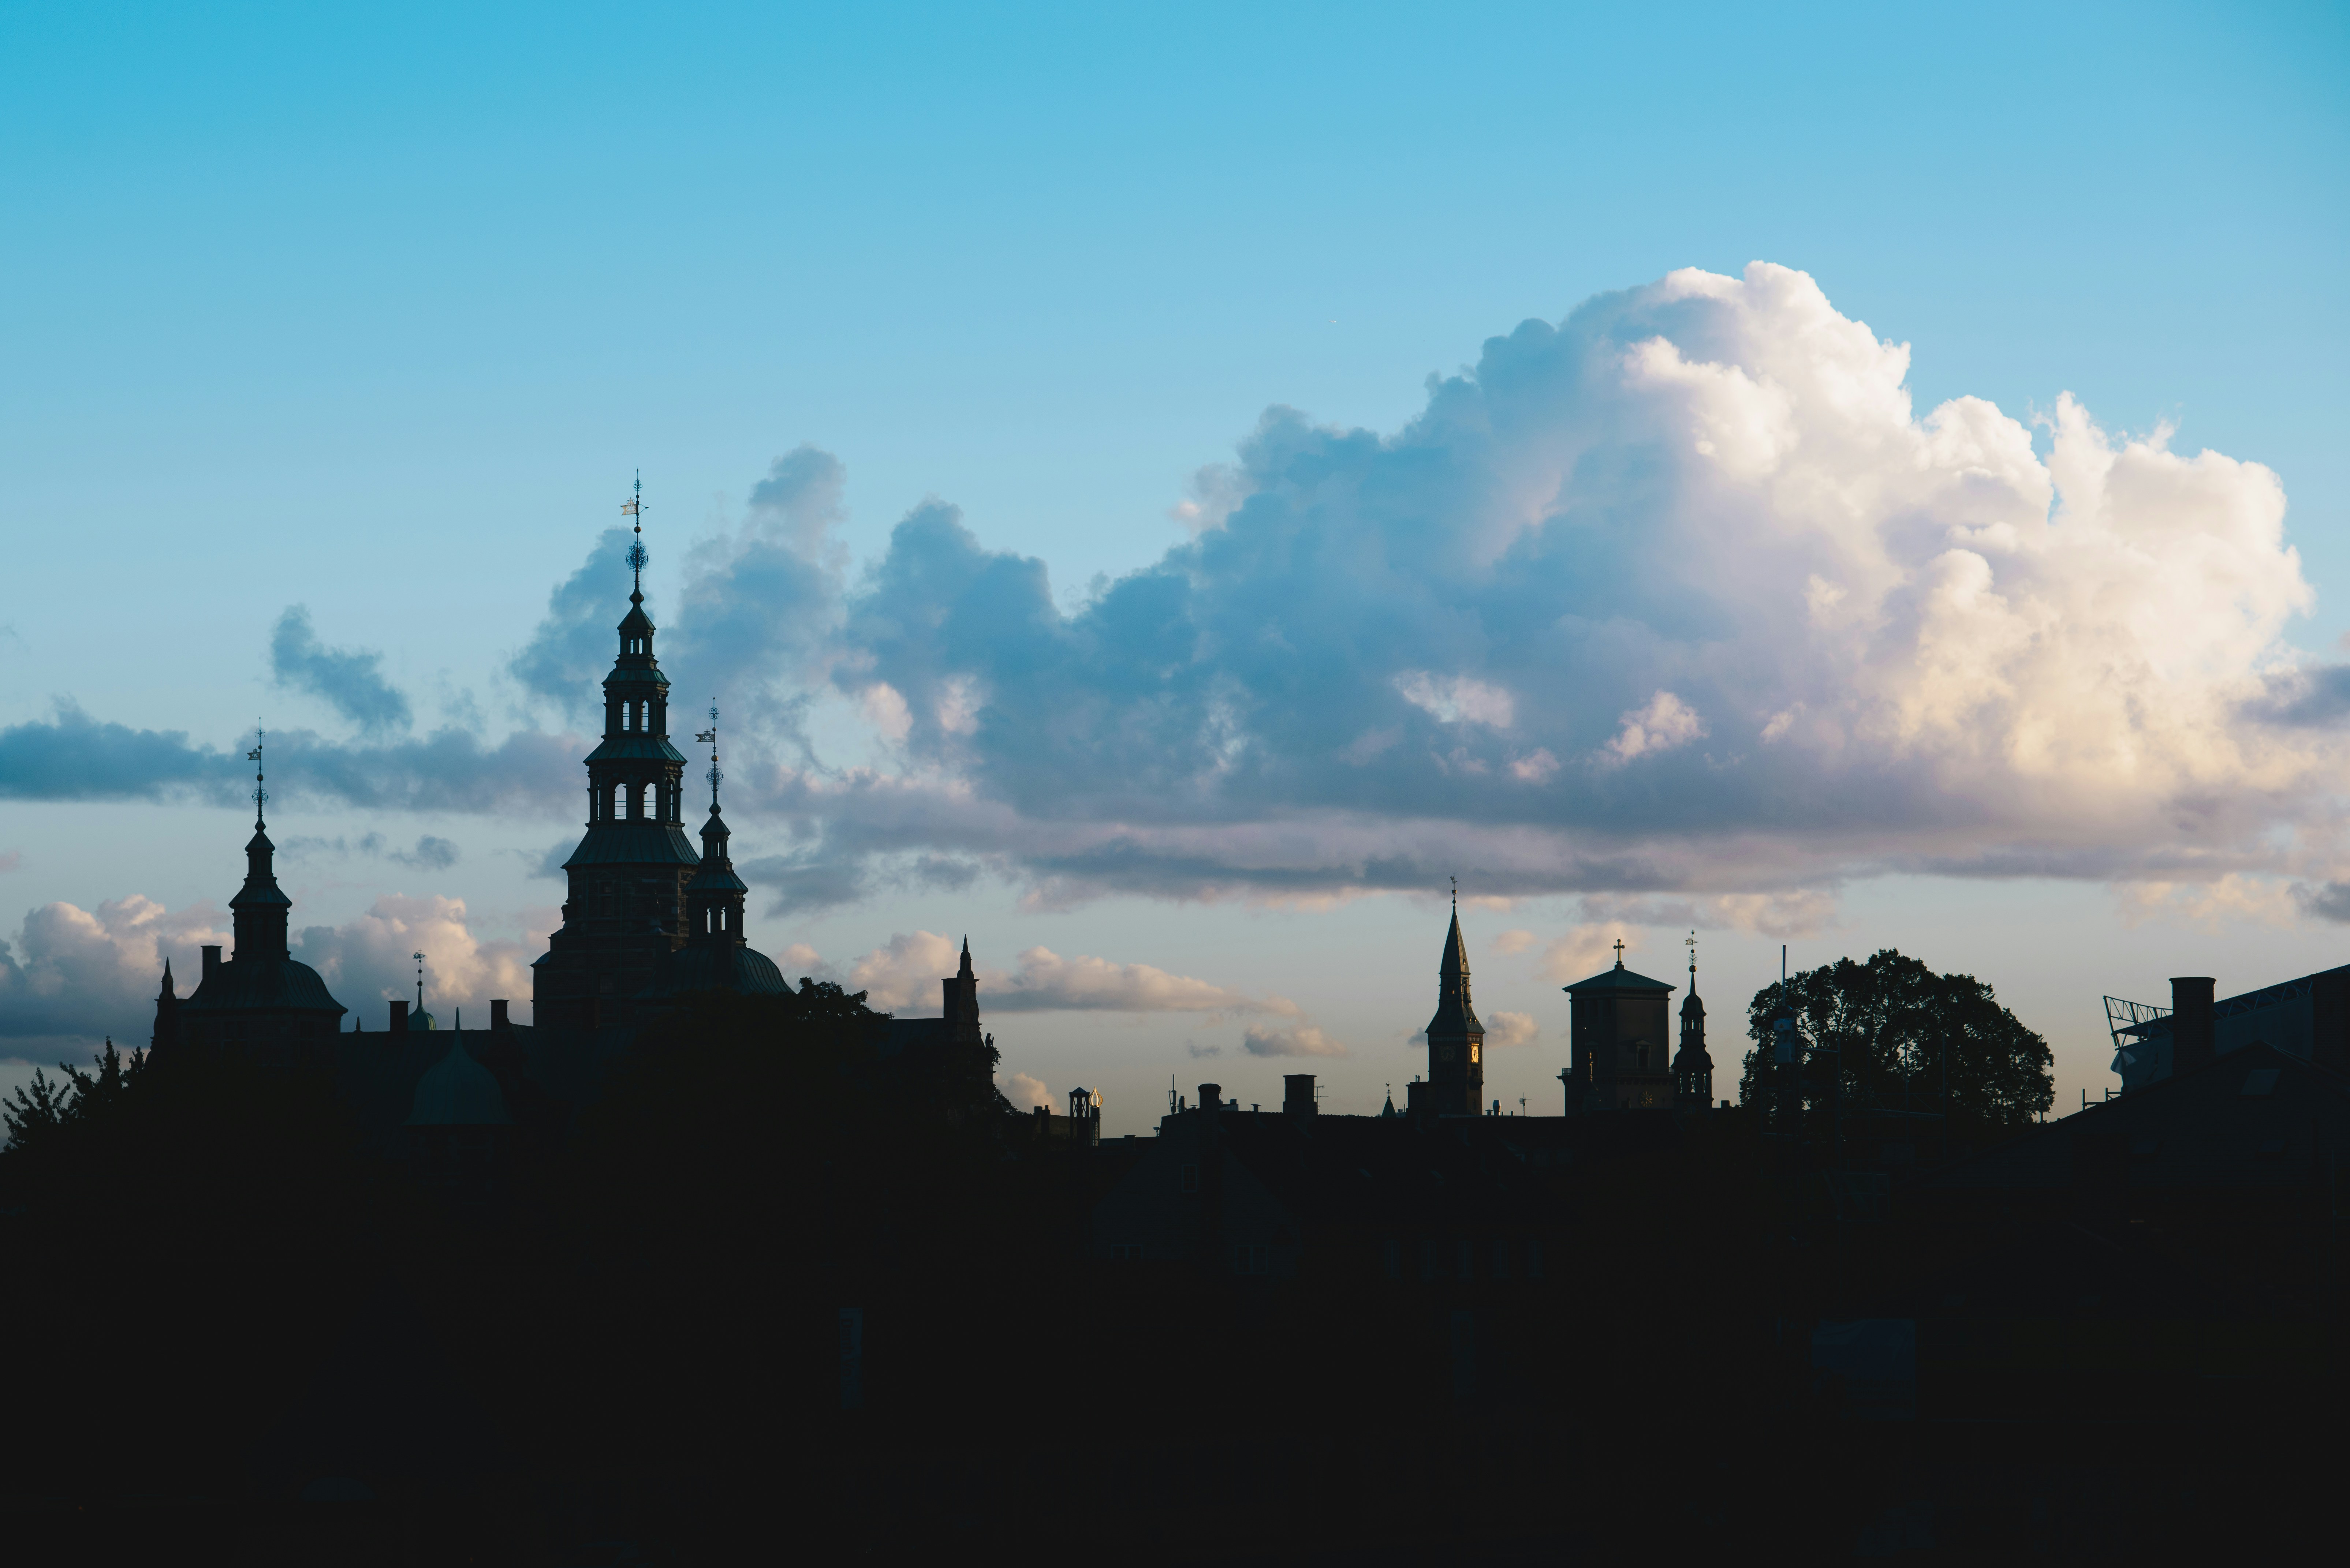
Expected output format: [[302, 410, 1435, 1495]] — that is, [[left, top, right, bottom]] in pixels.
[[1423, 891, 1485, 1115], [174, 727, 347, 1052], [532, 484, 702, 1032], [943, 936, 982, 1048], [644, 702, 787, 1000], [1672, 931, 1713, 1112]]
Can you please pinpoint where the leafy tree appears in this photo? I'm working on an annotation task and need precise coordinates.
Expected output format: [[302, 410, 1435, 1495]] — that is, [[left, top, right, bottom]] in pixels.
[[1, 1036, 144, 1157], [1737, 948, 2053, 1139]]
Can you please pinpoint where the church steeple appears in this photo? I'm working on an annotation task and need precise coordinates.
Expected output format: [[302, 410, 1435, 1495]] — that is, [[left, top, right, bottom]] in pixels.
[[1422, 882, 1485, 1115], [534, 482, 705, 1034], [683, 702, 750, 947], [1673, 929, 1713, 1112], [230, 726, 291, 962]]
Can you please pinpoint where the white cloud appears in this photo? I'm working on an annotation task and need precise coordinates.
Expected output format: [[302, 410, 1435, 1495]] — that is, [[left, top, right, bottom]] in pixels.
[[780, 261, 2333, 917], [859, 682, 914, 742], [1485, 1010, 1539, 1048], [844, 930, 1299, 1018], [1000, 1071, 1052, 1110], [1241, 1023, 1346, 1057], [293, 894, 535, 1023], [0, 895, 226, 1045], [1393, 672, 1515, 729], [847, 930, 962, 1012], [1491, 928, 1536, 956], [1601, 692, 1706, 766], [1537, 924, 1638, 983]]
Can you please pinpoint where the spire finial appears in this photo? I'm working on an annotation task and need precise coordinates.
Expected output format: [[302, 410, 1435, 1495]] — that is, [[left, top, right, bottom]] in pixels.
[[1686, 928, 1698, 990], [1613, 937, 1626, 968], [413, 950, 426, 1014], [622, 470, 648, 601], [695, 701, 721, 811], [246, 723, 267, 828], [1450, 873, 1456, 911]]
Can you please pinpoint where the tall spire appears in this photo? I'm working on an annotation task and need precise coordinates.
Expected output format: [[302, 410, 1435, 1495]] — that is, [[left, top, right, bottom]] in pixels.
[[247, 723, 267, 829], [695, 701, 721, 812], [229, 725, 292, 963], [622, 469, 648, 602]]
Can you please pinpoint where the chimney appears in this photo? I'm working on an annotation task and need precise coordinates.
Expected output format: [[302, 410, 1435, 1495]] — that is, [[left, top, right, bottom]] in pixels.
[[1197, 1084, 1222, 1115], [1283, 1074, 1317, 1118], [490, 999, 510, 1030], [201, 944, 221, 982], [2312, 970, 2349, 1075], [2168, 977, 2216, 1078], [391, 999, 410, 1034]]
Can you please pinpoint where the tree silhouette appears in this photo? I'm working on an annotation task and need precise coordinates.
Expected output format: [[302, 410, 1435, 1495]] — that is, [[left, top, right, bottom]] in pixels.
[[1736, 947, 2053, 1138]]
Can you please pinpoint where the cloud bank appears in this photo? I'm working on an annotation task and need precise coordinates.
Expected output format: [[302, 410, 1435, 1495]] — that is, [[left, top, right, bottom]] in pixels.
[[0, 891, 539, 1054], [755, 262, 2337, 908], [844, 930, 1300, 1020], [11, 263, 2343, 922]]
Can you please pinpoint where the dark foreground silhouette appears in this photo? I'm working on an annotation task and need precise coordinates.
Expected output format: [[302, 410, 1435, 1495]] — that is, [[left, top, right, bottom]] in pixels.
[[3, 982, 2343, 1563]]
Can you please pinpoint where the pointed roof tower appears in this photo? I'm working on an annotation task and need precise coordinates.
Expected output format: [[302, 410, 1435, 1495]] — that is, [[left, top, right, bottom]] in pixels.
[[1421, 882, 1485, 1115], [645, 700, 786, 999], [179, 724, 346, 1042]]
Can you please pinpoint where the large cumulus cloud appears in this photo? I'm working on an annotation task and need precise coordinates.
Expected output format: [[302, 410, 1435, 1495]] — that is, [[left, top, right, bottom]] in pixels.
[[10, 263, 2339, 924], [766, 263, 2336, 908]]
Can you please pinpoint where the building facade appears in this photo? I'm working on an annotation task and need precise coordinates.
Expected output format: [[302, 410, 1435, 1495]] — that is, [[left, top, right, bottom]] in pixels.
[[1562, 946, 1676, 1113]]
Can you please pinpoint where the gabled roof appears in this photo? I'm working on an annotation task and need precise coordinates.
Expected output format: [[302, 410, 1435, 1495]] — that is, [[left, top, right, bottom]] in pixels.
[[1562, 964, 1675, 995]]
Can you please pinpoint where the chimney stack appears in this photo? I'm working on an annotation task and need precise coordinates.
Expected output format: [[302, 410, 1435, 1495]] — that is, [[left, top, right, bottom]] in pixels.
[[1283, 1074, 1317, 1118], [1197, 1084, 1222, 1115], [2169, 977, 2216, 1078], [201, 944, 221, 982], [490, 999, 510, 1030], [390, 999, 410, 1034]]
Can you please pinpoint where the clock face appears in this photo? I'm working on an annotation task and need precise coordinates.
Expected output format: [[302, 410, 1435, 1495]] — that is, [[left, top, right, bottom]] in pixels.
[[1470, 1045, 1480, 1064]]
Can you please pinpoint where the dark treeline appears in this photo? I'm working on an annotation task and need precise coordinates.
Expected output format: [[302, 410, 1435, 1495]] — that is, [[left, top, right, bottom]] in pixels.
[[1, 958, 2340, 1562]]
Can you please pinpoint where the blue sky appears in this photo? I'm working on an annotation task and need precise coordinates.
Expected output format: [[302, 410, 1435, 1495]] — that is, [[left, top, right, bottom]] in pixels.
[[4, 3, 2347, 1127]]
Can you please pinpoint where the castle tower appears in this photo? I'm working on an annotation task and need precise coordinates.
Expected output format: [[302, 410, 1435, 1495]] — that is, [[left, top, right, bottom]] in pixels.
[[1561, 940, 1675, 1113], [175, 727, 346, 1052], [644, 704, 787, 1000], [1671, 931, 1713, 1112], [1423, 893, 1485, 1115], [532, 484, 701, 1032]]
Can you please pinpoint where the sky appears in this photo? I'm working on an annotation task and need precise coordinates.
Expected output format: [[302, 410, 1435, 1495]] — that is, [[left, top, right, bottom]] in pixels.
[[4, 2, 2348, 1131]]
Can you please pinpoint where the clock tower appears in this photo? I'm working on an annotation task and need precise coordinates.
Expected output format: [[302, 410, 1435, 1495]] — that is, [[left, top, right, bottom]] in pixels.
[[1423, 893, 1485, 1115]]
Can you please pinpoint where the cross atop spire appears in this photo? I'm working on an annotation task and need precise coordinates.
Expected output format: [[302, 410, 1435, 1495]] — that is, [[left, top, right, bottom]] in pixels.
[[1612, 938, 1626, 968], [622, 470, 649, 601], [246, 723, 267, 828]]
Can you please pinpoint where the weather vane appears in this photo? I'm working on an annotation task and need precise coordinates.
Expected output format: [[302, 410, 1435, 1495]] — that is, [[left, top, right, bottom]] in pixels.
[[413, 951, 426, 1013], [694, 701, 721, 809], [1686, 928, 1698, 976], [622, 470, 648, 594], [1450, 873, 1456, 908], [246, 723, 266, 827]]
